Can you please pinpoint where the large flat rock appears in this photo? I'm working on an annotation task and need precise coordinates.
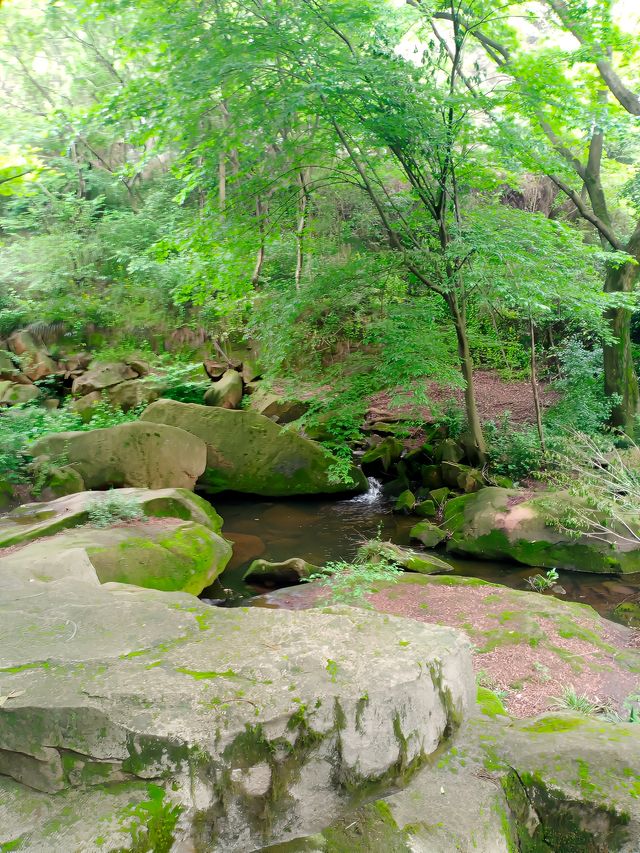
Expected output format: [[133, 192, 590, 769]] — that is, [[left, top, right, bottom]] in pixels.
[[0, 487, 223, 548], [0, 571, 473, 850]]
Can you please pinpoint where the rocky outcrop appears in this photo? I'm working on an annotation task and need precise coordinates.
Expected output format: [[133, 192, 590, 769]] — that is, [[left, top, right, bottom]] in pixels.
[[443, 487, 640, 573], [0, 564, 473, 851], [30, 421, 207, 491], [106, 377, 159, 411], [277, 712, 640, 852], [0, 381, 41, 405], [141, 399, 368, 496]]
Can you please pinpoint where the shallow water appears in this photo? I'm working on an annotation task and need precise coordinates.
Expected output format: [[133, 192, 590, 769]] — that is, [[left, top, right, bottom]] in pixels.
[[203, 481, 640, 621]]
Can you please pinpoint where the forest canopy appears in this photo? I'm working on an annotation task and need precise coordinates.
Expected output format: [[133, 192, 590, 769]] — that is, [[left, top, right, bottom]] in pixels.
[[1, 0, 639, 467]]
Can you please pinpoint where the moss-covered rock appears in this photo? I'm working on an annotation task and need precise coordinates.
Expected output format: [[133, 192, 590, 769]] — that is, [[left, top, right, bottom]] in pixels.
[[361, 437, 403, 472], [243, 557, 319, 585], [0, 487, 223, 548], [0, 382, 41, 405], [409, 520, 447, 548], [444, 487, 640, 573], [614, 601, 640, 628], [394, 490, 416, 514], [30, 421, 207, 491], [0, 518, 231, 594], [141, 399, 367, 496]]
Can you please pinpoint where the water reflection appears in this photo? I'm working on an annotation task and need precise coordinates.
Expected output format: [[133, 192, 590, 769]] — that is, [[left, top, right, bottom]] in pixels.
[[201, 485, 640, 621]]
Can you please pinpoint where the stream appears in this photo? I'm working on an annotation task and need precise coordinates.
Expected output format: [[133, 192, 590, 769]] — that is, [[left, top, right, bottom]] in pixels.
[[202, 479, 640, 622]]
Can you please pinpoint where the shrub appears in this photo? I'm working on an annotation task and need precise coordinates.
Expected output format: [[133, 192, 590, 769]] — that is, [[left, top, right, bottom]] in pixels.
[[86, 491, 145, 528]]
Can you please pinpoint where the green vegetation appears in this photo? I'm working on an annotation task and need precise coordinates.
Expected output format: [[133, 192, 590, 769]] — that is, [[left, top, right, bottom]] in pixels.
[[0, 0, 638, 486], [86, 492, 145, 528], [525, 569, 560, 593]]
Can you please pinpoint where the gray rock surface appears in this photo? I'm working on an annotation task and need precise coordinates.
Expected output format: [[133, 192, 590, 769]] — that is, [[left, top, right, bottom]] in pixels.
[[0, 567, 473, 851]]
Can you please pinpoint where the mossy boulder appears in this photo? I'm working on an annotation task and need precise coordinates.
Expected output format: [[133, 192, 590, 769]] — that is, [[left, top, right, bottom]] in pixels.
[[434, 438, 463, 463], [443, 487, 640, 573], [441, 461, 485, 492], [0, 382, 41, 405], [244, 557, 319, 586], [0, 487, 223, 548], [409, 520, 447, 548], [359, 540, 452, 575], [71, 361, 137, 396], [141, 399, 368, 496], [394, 489, 416, 513], [203, 368, 243, 409], [0, 518, 231, 594], [413, 499, 436, 518], [30, 421, 207, 491], [360, 436, 403, 472]]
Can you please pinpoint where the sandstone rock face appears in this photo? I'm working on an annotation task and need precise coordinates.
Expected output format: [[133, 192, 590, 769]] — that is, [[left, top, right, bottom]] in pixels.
[[0, 568, 473, 851], [282, 713, 640, 852], [71, 361, 138, 396], [141, 399, 368, 495], [444, 486, 640, 573], [203, 368, 243, 409], [0, 487, 223, 548], [30, 421, 207, 491]]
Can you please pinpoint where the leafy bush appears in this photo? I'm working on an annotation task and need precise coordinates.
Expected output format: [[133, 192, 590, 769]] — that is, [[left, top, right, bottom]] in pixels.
[[545, 339, 617, 434], [86, 491, 145, 528], [303, 535, 403, 604]]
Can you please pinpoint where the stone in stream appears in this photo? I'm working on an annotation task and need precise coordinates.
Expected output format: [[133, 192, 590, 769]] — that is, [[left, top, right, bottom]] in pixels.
[[30, 420, 207, 491], [243, 556, 319, 585], [444, 486, 640, 573], [0, 561, 473, 851], [410, 519, 447, 548], [141, 399, 368, 496]]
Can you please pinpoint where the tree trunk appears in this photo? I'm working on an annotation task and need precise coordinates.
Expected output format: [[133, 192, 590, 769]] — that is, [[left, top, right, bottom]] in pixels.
[[529, 316, 546, 454], [295, 169, 310, 291], [450, 299, 487, 465], [604, 263, 639, 433]]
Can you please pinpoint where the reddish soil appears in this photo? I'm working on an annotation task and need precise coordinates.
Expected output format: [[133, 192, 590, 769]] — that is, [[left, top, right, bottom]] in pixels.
[[367, 369, 559, 426], [259, 581, 639, 719], [369, 583, 639, 718]]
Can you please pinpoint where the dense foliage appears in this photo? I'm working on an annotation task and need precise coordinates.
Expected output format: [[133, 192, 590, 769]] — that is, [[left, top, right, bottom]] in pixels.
[[1, 0, 639, 475]]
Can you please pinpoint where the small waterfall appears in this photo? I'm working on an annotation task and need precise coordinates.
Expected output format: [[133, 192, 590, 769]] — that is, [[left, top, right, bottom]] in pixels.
[[348, 477, 383, 505]]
